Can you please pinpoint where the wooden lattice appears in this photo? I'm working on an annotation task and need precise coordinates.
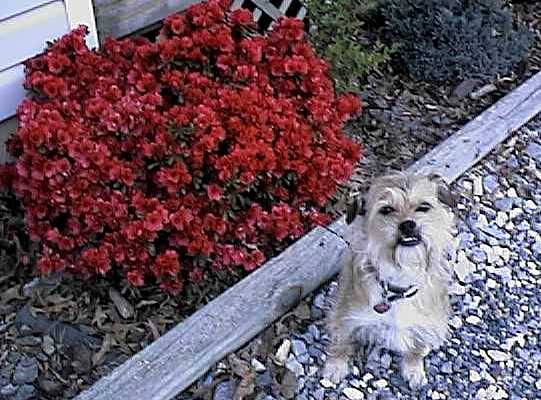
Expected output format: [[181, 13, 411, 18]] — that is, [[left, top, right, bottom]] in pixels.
[[231, 0, 307, 30]]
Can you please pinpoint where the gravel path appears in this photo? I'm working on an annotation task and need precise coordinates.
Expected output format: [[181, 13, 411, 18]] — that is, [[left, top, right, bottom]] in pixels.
[[179, 118, 541, 400]]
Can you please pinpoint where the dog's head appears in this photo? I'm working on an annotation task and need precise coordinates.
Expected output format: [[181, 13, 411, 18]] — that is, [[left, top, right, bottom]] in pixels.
[[347, 172, 455, 279]]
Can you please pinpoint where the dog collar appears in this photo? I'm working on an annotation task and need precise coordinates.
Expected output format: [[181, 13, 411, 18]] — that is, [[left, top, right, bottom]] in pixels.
[[373, 280, 419, 314]]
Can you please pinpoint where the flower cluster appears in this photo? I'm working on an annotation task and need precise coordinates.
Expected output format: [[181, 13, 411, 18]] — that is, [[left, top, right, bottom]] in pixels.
[[4, 0, 361, 293]]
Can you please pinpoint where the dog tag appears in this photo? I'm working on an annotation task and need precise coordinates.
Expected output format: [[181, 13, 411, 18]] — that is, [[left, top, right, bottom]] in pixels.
[[373, 303, 390, 314]]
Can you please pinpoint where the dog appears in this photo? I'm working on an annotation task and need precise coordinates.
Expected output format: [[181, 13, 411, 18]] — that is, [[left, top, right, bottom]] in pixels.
[[322, 172, 456, 389]]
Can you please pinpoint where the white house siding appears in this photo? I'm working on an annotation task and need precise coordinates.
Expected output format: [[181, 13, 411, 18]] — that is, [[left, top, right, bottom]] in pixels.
[[0, 0, 98, 122]]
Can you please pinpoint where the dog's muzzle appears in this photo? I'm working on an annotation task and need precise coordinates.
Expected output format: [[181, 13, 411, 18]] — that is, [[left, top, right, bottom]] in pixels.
[[397, 220, 422, 247]]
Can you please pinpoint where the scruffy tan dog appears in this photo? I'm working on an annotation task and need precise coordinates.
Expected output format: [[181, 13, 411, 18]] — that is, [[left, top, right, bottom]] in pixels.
[[322, 172, 456, 389]]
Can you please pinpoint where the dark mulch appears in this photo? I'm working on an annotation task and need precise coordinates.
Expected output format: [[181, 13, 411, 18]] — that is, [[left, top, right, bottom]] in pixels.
[[1, 2, 540, 399]]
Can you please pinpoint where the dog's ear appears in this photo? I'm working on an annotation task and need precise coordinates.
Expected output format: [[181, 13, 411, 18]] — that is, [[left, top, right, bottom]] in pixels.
[[346, 196, 366, 224], [428, 173, 456, 208]]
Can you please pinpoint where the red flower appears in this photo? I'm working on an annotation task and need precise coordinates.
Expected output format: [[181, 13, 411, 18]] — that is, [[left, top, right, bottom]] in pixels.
[[127, 270, 146, 286], [229, 9, 254, 27], [153, 250, 181, 277], [206, 184, 223, 201], [7, 1, 361, 295]]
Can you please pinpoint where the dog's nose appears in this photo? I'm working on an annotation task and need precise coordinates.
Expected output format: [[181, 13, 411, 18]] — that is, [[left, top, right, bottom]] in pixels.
[[399, 220, 417, 236]]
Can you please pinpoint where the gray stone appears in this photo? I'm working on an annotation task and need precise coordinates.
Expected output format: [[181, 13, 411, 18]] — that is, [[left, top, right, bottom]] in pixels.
[[286, 355, 304, 377], [478, 225, 511, 241], [441, 362, 453, 374], [0, 384, 18, 397], [13, 358, 38, 385], [291, 339, 307, 357], [213, 380, 235, 400], [15, 384, 37, 400], [526, 142, 541, 161], [483, 175, 500, 194], [495, 198, 514, 211]]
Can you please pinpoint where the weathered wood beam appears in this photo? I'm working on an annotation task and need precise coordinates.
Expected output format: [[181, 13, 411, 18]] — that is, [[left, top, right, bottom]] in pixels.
[[75, 71, 541, 400]]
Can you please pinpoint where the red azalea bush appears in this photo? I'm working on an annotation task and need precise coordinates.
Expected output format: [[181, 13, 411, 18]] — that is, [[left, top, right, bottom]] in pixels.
[[4, 0, 361, 293]]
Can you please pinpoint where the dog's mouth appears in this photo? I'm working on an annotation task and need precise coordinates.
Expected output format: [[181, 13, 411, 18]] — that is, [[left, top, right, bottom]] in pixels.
[[397, 234, 422, 247]]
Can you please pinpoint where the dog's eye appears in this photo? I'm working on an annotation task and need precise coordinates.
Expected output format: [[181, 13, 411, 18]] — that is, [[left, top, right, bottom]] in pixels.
[[379, 206, 395, 215], [416, 202, 432, 212]]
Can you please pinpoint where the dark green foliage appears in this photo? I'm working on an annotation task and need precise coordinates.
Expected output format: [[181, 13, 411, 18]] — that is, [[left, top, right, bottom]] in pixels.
[[305, 0, 394, 93], [382, 0, 532, 82]]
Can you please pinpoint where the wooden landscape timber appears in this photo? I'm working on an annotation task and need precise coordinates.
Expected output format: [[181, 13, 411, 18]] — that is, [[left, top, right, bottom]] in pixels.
[[75, 70, 541, 400]]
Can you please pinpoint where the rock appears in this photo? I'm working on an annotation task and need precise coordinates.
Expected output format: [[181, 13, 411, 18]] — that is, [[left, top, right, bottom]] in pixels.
[[251, 358, 266, 372], [441, 361, 453, 374], [320, 378, 336, 388], [473, 175, 483, 195], [255, 370, 273, 389], [380, 353, 392, 370], [275, 339, 291, 365], [213, 380, 235, 400], [15, 384, 37, 400], [285, 355, 304, 377], [487, 350, 511, 362], [343, 387, 364, 399], [495, 198, 513, 211], [13, 358, 38, 384], [466, 315, 482, 325], [470, 248, 487, 263], [482, 175, 499, 194], [372, 379, 388, 389], [362, 373, 374, 382], [526, 142, 541, 162], [455, 251, 476, 282], [469, 369, 482, 382], [0, 384, 18, 397], [478, 225, 511, 241], [450, 316, 463, 329], [42, 335, 55, 356], [291, 339, 307, 357], [308, 324, 320, 341]]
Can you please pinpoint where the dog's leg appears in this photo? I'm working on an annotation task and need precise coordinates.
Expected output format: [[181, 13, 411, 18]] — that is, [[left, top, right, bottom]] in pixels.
[[400, 346, 430, 389], [322, 327, 355, 383]]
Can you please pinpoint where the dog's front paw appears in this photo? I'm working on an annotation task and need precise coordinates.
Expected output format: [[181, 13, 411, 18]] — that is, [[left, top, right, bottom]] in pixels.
[[401, 363, 428, 390], [322, 357, 349, 383]]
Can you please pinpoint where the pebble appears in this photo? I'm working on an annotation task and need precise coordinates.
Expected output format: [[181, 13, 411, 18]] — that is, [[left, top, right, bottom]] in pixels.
[[275, 339, 291, 365], [286, 355, 304, 377], [470, 369, 482, 382], [291, 340, 307, 357], [466, 315, 482, 325], [13, 358, 38, 385], [320, 378, 336, 388], [455, 251, 476, 282], [343, 387, 364, 399], [372, 379, 388, 389], [449, 316, 463, 329], [526, 142, 541, 161], [487, 350, 511, 362], [483, 175, 499, 194], [213, 380, 235, 400], [251, 358, 266, 372], [494, 198, 513, 211]]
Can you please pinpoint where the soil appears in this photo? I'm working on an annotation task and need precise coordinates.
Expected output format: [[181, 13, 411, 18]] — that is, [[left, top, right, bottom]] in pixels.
[[0, 2, 540, 399]]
